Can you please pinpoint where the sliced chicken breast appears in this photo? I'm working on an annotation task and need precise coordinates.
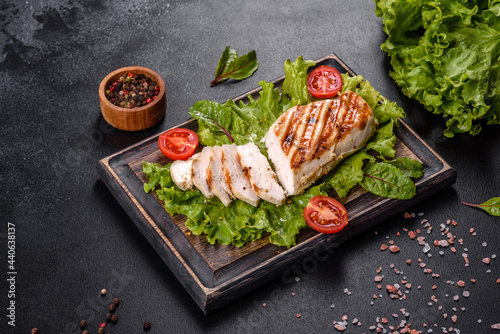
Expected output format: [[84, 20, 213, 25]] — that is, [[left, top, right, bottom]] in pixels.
[[221, 144, 260, 207], [170, 153, 200, 191], [191, 146, 214, 199], [207, 145, 233, 207], [236, 143, 286, 206], [265, 90, 377, 196]]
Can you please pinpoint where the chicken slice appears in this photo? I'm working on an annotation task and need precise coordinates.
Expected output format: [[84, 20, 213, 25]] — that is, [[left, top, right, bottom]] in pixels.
[[236, 143, 286, 206], [265, 90, 377, 196], [191, 146, 214, 199], [170, 153, 200, 191], [207, 145, 233, 207], [221, 144, 260, 207]]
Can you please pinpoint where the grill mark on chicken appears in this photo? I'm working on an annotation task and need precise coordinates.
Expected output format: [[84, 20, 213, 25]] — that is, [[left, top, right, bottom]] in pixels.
[[274, 109, 295, 153], [220, 148, 234, 196], [265, 90, 376, 196], [280, 105, 305, 155], [338, 95, 371, 142], [292, 100, 331, 167], [312, 96, 346, 159], [206, 164, 213, 188], [286, 103, 313, 165]]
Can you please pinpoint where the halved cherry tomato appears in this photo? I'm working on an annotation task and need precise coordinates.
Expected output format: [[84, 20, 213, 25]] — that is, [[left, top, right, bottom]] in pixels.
[[303, 195, 348, 234], [158, 128, 199, 161], [306, 65, 343, 99]]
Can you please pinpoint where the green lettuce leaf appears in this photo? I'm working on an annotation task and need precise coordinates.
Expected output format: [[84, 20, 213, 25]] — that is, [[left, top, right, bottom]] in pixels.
[[374, 0, 500, 137], [366, 119, 397, 158], [282, 56, 316, 105]]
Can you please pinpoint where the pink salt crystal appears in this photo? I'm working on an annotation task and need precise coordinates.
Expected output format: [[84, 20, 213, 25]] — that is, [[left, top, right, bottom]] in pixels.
[[389, 245, 400, 253], [438, 240, 449, 247], [334, 324, 345, 332]]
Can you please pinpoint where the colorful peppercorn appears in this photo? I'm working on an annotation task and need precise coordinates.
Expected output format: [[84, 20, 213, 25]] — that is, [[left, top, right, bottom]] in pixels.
[[105, 73, 160, 108]]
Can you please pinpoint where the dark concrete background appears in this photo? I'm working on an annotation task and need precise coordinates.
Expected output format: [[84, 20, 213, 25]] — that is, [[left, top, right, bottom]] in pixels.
[[1, 0, 499, 333]]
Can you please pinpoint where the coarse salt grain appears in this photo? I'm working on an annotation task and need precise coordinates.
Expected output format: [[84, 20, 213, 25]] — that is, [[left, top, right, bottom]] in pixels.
[[389, 245, 400, 253], [334, 323, 345, 331]]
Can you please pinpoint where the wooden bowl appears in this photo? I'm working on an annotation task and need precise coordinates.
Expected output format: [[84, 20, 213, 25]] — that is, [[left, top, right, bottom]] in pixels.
[[99, 66, 166, 131]]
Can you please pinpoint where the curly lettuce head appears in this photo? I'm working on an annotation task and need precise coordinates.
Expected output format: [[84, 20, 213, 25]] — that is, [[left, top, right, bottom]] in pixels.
[[374, 0, 500, 137]]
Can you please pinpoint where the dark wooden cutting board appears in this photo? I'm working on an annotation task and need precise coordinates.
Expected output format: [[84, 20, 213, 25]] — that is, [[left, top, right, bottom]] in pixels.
[[97, 53, 457, 314]]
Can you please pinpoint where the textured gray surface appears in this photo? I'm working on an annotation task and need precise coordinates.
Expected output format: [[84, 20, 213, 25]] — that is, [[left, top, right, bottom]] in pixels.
[[1, 0, 500, 333]]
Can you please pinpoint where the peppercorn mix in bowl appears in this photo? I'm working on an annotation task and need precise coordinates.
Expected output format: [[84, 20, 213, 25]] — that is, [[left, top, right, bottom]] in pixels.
[[99, 66, 166, 131]]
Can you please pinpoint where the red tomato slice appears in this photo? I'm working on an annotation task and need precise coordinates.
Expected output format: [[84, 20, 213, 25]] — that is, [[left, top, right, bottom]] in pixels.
[[158, 128, 199, 161], [303, 196, 348, 234], [306, 65, 343, 99]]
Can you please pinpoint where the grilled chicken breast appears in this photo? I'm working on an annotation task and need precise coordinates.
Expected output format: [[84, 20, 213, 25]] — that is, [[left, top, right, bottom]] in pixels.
[[221, 144, 260, 207], [170, 153, 200, 191], [207, 145, 233, 207], [191, 146, 214, 199], [265, 90, 377, 196], [236, 143, 286, 206]]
